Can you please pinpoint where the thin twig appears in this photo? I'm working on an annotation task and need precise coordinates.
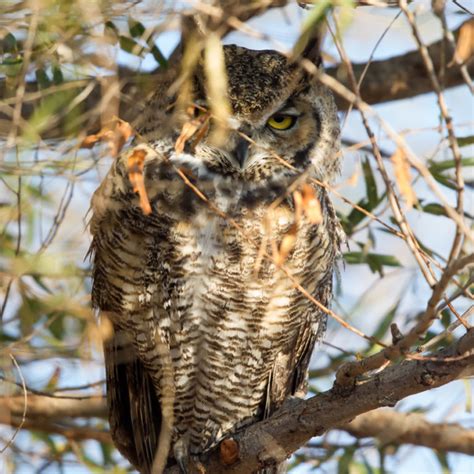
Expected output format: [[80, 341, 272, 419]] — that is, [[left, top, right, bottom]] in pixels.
[[0, 354, 28, 453]]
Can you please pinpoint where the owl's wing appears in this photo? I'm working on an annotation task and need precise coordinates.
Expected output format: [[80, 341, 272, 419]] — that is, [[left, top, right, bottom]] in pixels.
[[266, 316, 320, 415], [104, 325, 161, 474], [89, 151, 166, 473], [267, 199, 338, 413]]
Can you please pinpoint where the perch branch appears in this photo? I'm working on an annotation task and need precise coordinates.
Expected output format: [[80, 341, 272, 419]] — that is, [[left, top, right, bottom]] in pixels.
[[340, 409, 474, 455], [176, 328, 474, 473], [3, 331, 472, 471]]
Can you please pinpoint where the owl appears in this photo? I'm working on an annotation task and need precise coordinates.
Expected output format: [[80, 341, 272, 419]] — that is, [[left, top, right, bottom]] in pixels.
[[89, 44, 342, 473]]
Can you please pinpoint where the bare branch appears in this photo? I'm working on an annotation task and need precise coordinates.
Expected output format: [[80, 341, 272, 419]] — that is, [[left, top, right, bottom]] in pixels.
[[0, 416, 111, 444], [1, 395, 107, 420], [340, 409, 474, 455], [0, 20, 472, 140], [1, 330, 473, 470], [335, 254, 474, 388], [160, 328, 474, 473], [332, 18, 474, 108]]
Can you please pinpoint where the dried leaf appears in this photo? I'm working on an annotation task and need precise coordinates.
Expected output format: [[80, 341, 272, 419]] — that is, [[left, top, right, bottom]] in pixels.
[[175, 107, 210, 154], [80, 133, 103, 148], [346, 166, 360, 187], [293, 190, 303, 223], [451, 18, 474, 66], [274, 224, 297, 266], [219, 438, 239, 466], [301, 184, 322, 224], [391, 148, 417, 208], [79, 119, 133, 157], [110, 120, 133, 157], [127, 148, 152, 215]]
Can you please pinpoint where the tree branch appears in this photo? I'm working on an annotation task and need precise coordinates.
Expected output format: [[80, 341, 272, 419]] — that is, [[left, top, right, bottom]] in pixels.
[[172, 328, 474, 473], [0, 20, 471, 139], [0, 395, 106, 420], [333, 19, 473, 108], [0, 415, 111, 444], [340, 409, 474, 455], [1, 330, 473, 471]]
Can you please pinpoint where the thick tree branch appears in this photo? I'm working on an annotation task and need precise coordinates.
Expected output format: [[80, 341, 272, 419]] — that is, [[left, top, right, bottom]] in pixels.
[[173, 328, 474, 473], [2, 399, 473, 455], [340, 409, 474, 455], [335, 254, 474, 388], [0, 20, 471, 139], [0, 395, 106, 420], [333, 19, 473, 108], [1, 330, 473, 471]]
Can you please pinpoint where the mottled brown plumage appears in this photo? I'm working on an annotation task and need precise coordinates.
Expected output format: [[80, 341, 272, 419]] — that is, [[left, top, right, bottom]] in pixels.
[[89, 45, 343, 473]]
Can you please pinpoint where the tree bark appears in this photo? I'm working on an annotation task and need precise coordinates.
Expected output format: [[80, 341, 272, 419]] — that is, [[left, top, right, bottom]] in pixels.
[[1, 329, 473, 472], [0, 21, 471, 140]]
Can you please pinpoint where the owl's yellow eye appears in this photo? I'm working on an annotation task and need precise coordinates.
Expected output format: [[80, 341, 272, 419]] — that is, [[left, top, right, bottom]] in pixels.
[[266, 114, 297, 131]]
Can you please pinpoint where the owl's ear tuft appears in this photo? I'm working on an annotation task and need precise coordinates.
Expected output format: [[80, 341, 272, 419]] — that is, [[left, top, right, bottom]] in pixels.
[[301, 35, 322, 67], [291, 4, 324, 67]]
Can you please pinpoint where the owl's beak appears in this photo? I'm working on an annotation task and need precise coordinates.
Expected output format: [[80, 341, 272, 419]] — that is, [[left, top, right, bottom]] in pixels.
[[233, 137, 250, 169]]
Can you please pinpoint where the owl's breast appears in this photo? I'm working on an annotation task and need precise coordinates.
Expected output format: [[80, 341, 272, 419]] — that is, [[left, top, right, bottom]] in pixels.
[[159, 197, 334, 452]]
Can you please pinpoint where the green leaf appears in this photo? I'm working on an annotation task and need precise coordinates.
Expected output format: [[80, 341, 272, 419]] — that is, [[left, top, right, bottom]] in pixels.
[[105, 20, 118, 35], [422, 202, 447, 216], [35, 68, 51, 89], [344, 252, 401, 267], [105, 20, 119, 44], [440, 308, 451, 329], [0, 56, 22, 77], [49, 313, 65, 340], [362, 157, 378, 209], [52, 65, 64, 85], [458, 135, 474, 147], [129, 19, 146, 38], [435, 451, 451, 474], [119, 35, 142, 55], [0, 330, 18, 343], [421, 202, 473, 220], [31, 274, 53, 294], [18, 296, 44, 336], [344, 199, 370, 230], [292, 0, 332, 58], [372, 303, 399, 342], [338, 447, 356, 474], [150, 44, 168, 68], [429, 157, 474, 173], [431, 171, 457, 190], [100, 441, 114, 466], [24, 88, 78, 139], [3, 32, 18, 53], [344, 251, 401, 276]]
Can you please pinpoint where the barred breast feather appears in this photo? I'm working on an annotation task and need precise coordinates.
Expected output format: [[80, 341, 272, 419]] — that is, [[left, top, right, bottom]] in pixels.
[[90, 148, 341, 472]]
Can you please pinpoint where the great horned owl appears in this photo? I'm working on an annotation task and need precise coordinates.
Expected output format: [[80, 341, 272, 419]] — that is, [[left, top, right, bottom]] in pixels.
[[90, 44, 342, 473]]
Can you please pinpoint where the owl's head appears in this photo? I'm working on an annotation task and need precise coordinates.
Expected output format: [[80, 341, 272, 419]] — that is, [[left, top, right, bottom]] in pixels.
[[138, 45, 341, 187]]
